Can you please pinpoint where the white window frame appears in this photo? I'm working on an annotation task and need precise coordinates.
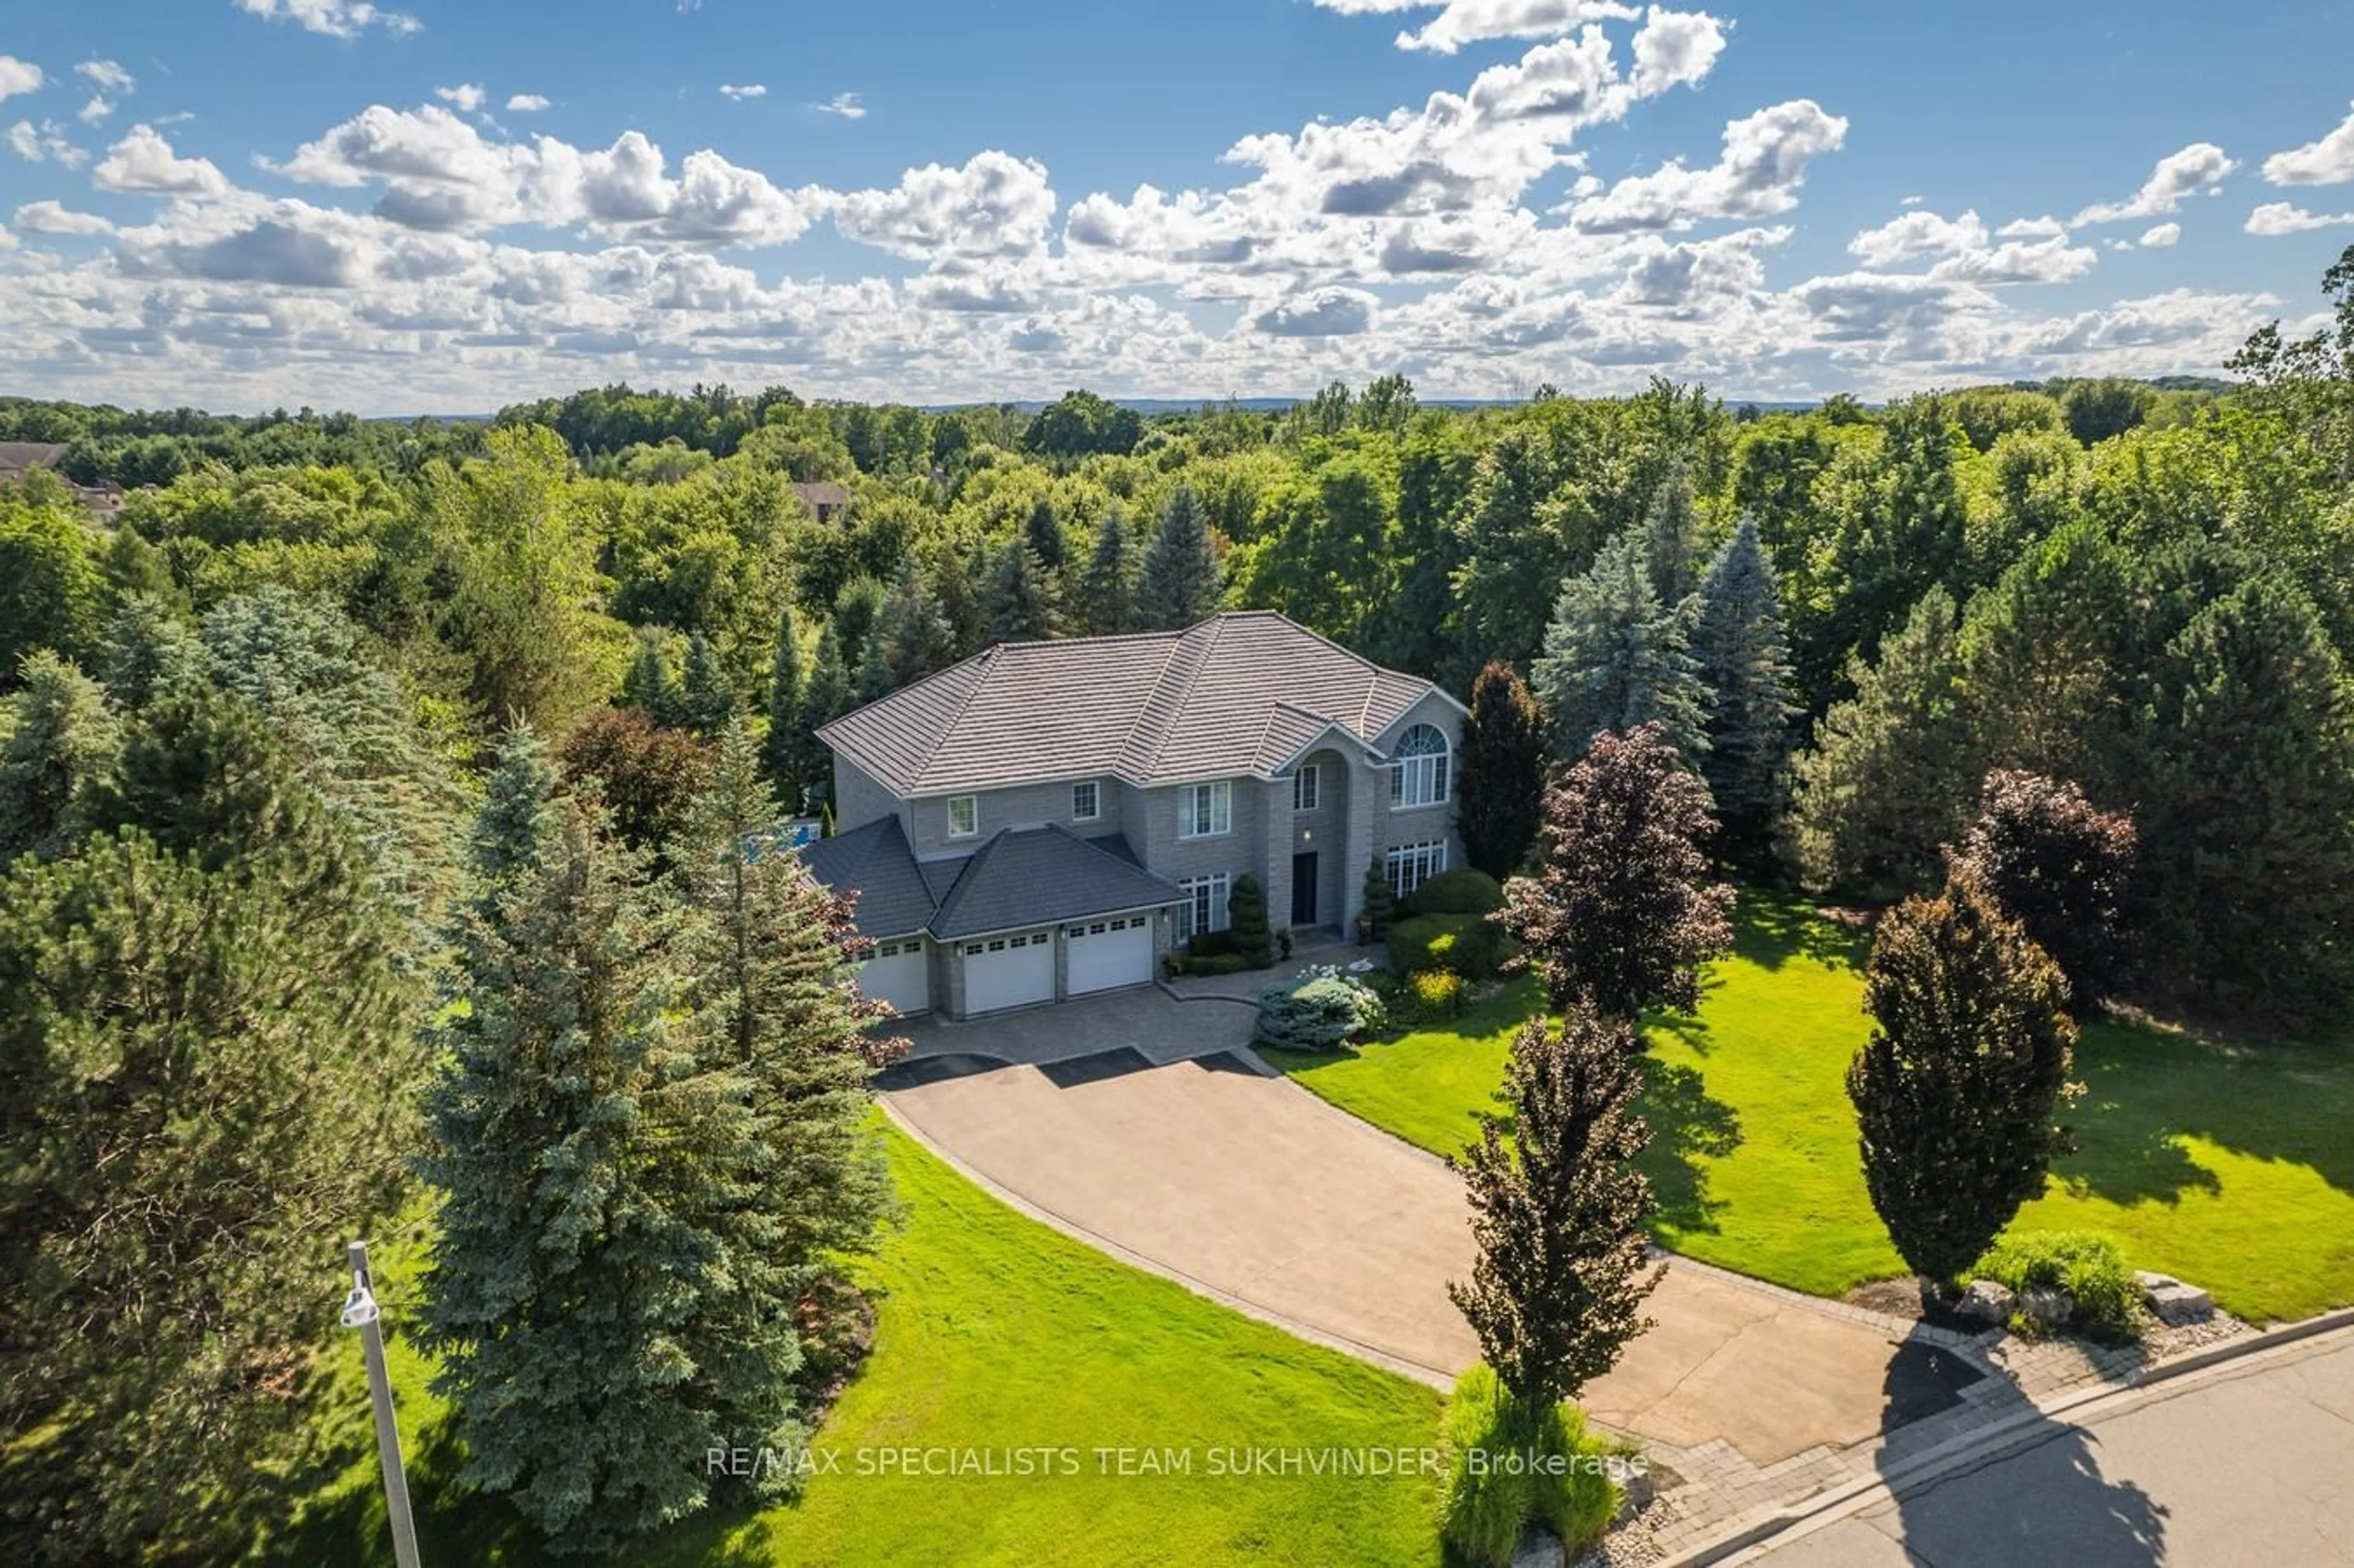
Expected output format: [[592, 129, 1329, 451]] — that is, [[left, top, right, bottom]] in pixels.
[[947, 794, 979, 838], [1177, 780, 1232, 839], [1293, 764, 1320, 813], [1072, 780, 1101, 823], [1385, 840, 1447, 899], [1176, 874, 1231, 943], [1389, 725, 1451, 810]]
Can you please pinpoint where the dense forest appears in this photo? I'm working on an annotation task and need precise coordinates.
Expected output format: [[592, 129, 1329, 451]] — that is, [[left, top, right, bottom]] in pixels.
[[2, 244, 2351, 1561]]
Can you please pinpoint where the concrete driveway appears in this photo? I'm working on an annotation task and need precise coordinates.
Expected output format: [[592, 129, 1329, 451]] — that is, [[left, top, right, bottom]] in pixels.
[[883, 1052, 1929, 1471]]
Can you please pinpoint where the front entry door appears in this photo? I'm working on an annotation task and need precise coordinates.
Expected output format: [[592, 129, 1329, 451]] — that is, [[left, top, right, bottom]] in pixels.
[[1291, 852, 1319, 926]]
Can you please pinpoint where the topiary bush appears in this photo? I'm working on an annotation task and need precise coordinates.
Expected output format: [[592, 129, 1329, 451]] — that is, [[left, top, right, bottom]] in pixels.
[[1439, 1364, 1625, 1568], [1389, 913, 1504, 978], [1407, 868, 1505, 917], [1253, 965, 1385, 1051], [1973, 1231, 2144, 1343], [1228, 874, 1274, 967]]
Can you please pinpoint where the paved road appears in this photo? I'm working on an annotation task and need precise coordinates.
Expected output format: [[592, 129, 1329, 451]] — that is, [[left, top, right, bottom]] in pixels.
[[1741, 1330, 2354, 1566], [883, 1053, 1923, 1469]]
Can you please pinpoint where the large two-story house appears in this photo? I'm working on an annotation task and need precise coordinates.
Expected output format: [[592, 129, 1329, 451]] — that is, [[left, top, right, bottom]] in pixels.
[[805, 611, 1468, 1019]]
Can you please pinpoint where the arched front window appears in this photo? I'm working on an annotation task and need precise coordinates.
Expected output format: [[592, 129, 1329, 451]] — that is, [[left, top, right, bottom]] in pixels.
[[1389, 723, 1450, 810]]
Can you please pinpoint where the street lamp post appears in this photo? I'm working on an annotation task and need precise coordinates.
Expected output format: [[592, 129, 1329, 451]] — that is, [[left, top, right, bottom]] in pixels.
[[341, 1239, 423, 1568]]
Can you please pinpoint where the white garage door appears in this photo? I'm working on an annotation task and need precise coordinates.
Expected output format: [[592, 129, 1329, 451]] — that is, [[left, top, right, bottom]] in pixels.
[[856, 938, 930, 1016], [1065, 914, 1154, 995], [961, 929, 1056, 1015]]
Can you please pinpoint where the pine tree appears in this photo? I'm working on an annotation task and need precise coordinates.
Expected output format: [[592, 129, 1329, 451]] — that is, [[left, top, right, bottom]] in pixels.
[[763, 606, 808, 802], [421, 744, 753, 1555], [1074, 504, 1135, 635], [1789, 588, 1978, 899], [1023, 495, 1068, 575], [2127, 572, 2354, 1014], [1449, 999, 1663, 1407], [1228, 873, 1273, 967], [0, 652, 118, 868], [877, 557, 956, 685], [663, 721, 904, 1509], [678, 632, 738, 736], [622, 630, 680, 721], [804, 620, 852, 729], [1691, 517, 1797, 854], [1457, 660, 1547, 879], [1848, 870, 2078, 1285], [983, 539, 1059, 645], [0, 745, 413, 1562], [1500, 723, 1733, 1024], [855, 617, 896, 703], [94, 593, 200, 709], [1640, 464, 1704, 604], [1531, 530, 1708, 763], [1134, 483, 1224, 630]]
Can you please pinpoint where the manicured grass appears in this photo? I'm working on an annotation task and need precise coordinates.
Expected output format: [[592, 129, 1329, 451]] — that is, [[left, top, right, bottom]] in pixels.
[[269, 1124, 1446, 1566], [1269, 894, 2354, 1325]]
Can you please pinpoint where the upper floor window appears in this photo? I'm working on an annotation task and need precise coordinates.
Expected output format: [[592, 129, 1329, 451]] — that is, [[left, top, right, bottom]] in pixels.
[[1389, 724, 1450, 810], [947, 795, 979, 838], [1072, 780, 1101, 822], [1178, 780, 1232, 839], [1293, 764, 1320, 813]]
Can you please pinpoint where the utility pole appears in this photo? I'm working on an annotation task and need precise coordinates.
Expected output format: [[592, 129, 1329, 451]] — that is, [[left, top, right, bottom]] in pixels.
[[341, 1239, 423, 1568]]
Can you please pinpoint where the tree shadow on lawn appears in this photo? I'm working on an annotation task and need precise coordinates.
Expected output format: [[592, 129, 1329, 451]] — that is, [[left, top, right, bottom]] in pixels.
[[1635, 1059, 1743, 1236], [2054, 1014, 2354, 1208], [1727, 891, 1870, 973]]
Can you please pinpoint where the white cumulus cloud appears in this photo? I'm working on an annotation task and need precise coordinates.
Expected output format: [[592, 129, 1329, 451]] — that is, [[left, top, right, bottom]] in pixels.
[[0, 58, 44, 102], [435, 84, 486, 113], [1571, 99, 1847, 232], [2245, 200, 2354, 237], [2139, 222, 2180, 248], [506, 93, 550, 113], [77, 60, 137, 94], [816, 92, 866, 120], [233, 0, 422, 38], [2071, 142, 2235, 226], [14, 199, 115, 236], [2262, 102, 2354, 188], [834, 151, 1056, 260], [1310, 0, 1640, 56], [95, 124, 234, 197], [718, 83, 767, 101]]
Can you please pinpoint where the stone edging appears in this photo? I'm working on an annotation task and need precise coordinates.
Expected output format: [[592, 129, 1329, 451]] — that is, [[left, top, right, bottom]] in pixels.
[[1653, 1306, 2354, 1567]]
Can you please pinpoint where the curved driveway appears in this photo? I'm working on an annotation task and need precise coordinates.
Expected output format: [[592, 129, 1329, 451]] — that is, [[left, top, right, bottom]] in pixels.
[[883, 1049, 1927, 1471]]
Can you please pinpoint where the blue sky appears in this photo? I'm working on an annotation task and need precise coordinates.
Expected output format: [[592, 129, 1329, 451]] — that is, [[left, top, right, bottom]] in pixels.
[[2, 0, 2351, 413]]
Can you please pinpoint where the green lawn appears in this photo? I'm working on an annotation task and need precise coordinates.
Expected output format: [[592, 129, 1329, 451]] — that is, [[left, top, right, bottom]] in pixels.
[[1268, 894, 2354, 1325], [267, 1124, 1445, 1566]]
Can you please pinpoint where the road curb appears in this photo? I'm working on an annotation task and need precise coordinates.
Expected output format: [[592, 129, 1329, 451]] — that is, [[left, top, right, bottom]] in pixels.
[[1654, 1306, 2354, 1566]]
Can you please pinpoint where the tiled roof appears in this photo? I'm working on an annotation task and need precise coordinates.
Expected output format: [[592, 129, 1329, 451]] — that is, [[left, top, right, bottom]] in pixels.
[[0, 441, 68, 474], [799, 815, 935, 938], [799, 818, 1179, 942], [819, 611, 1452, 797], [927, 825, 1181, 939]]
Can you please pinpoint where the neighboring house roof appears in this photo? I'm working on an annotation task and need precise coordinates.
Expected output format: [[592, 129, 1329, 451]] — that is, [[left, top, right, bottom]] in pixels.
[[0, 441, 69, 475], [927, 824, 1181, 940], [818, 611, 1458, 798], [801, 815, 937, 940], [801, 818, 1179, 941], [790, 480, 850, 509]]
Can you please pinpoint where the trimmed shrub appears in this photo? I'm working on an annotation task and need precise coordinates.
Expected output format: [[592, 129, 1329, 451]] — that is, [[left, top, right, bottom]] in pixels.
[[1973, 1231, 2143, 1343], [1180, 951, 1253, 976], [1253, 965, 1385, 1051], [1390, 913, 1504, 979], [1439, 1364, 1624, 1568], [1361, 858, 1396, 938], [1186, 929, 1238, 958], [1408, 868, 1505, 917], [1407, 967, 1467, 1021], [1229, 874, 1274, 967]]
